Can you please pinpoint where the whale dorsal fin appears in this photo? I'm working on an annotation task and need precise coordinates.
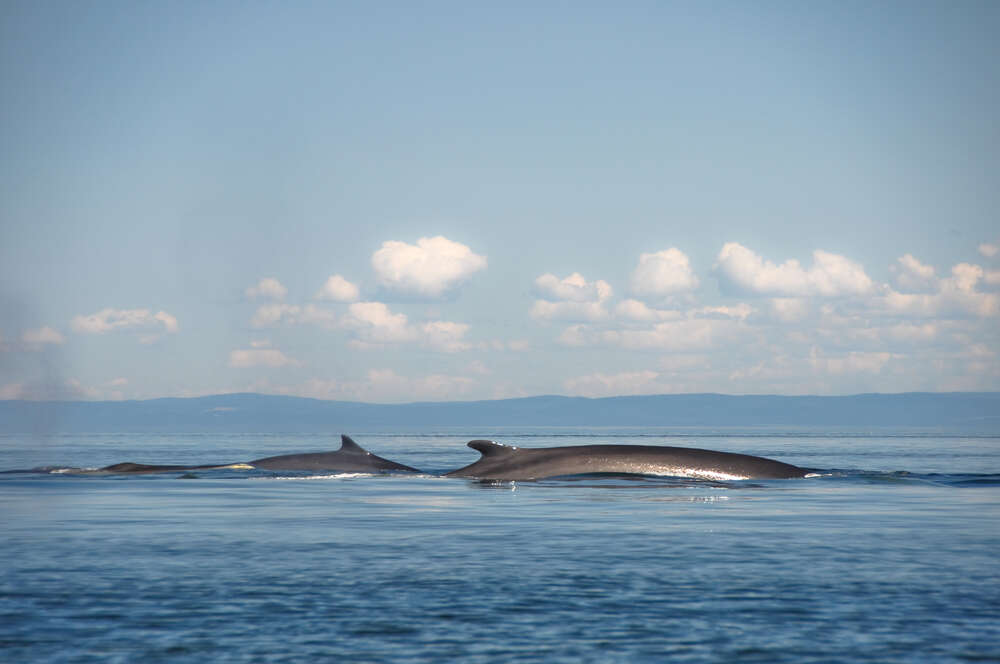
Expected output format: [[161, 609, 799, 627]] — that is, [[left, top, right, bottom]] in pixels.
[[340, 435, 366, 454], [468, 440, 516, 458]]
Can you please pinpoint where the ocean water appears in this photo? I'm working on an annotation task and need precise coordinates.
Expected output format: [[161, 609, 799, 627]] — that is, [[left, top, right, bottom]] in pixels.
[[1, 428, 998, 663]]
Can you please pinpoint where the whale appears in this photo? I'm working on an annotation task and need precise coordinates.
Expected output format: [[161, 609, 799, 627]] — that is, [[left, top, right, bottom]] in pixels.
[[444, 440, 811, 480], [246, 435, 419, 472], [96, 435, 420, 474]]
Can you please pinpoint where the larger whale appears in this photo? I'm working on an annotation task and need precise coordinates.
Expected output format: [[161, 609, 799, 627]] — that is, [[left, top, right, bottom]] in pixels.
[[444, 440, 811, 480], [97, 435, 420, 474]]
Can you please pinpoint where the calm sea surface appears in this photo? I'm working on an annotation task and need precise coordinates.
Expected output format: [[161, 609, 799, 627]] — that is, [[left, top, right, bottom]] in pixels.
[[2, 428, 998, 663]]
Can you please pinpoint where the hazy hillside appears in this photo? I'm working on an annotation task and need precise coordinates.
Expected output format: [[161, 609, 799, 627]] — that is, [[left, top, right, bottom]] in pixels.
[[1, 392, 998, 433]]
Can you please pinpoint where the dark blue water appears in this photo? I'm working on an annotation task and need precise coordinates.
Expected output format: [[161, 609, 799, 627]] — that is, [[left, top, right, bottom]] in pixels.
[[2, 430, 998, 663]]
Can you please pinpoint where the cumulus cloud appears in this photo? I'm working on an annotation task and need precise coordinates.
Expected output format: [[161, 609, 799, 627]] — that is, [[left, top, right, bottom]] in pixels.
[[530, 299, 611, 322], [342, 302, 416, 345], [372, 236, 487, 298], [630, 249, 699, 297], [531, 272, 613, 322], [890, 254, 937, 293], [693, 304, 754, 321], [878, 262, 999, 318], [715, 243, 873, 297], [21, 326, 65, 348], [564, 370, 663, 398], [247, 296, 474, 352], [603, 318, 739, 352], [340, 302, 473, 352], [557, 324, 595, 347], [290, 368, 478, 402], [615, 299, 680, 322], [979, 243, 999, 259], [245, 277, 288, 300], [769, 298, 810, 323], [808, 348, 893, 375], [420, 321, 472, 352], [154, 311, 179, 333], [229, 348, 300, 368], [535, 272, 612, 302], [315, 275, 360, 302], [71, 308, 180, 335], [251, 304, 337, 329]]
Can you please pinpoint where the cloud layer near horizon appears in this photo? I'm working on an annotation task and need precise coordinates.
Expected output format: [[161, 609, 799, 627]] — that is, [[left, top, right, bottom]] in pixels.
[[4, 236, 998, 402]]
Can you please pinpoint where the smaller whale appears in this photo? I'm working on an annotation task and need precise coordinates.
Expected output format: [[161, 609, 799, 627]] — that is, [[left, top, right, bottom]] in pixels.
[[96, 435, 419, 474], [444, 440, 811, 480], [247, 435, 419, 472]]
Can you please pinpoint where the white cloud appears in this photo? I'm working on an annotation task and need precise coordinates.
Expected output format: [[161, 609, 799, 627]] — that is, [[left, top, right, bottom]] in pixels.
[[316, 274, 360, 302], [372, 236, 487, 297], [715, 243, 873, 297], [615, 299, 680, 322], [885, 323, 938, 343], [949, 263, 983, 293], [615, 300, 751, 323], [245, 277, 288, 300], [808, 348, 893, 375], [530, 299, 610, 322], [21, 326, 65, 348], [890, 254, 937, 293], [564, 370, 663, 398], [658, 355, 709, 372], [769, 298, 810, 323], [229, 348, 300, 368], [340, 301, 473, 351], [693, 304, 754, 320], [71, 308, 180, 335], [877, 262, 999, 318], [291, 368, 478, 403], [154, 311, 179, 333], [420, 321, 472, 352], [366, 368, 476, 401], [557, 324, 595, 347], [630, 248, 699, 297], [531, 272, 612, 321], [979, 243, 999, 258], [251, 304, 298, 327], [251, 304, 337, 329], [342, 302, 416, 345], [603, 319, 738, 351], [535, 272, 612, 302]]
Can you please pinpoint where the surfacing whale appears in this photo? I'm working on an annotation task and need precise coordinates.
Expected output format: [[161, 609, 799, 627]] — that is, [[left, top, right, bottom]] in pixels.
[[98, 435, 419, 474], [444, 440, 811, 480], [247, 435, 419, 472]]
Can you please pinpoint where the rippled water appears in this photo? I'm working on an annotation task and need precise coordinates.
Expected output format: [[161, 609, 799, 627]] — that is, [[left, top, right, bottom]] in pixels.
[[2, 429, 998, 663]]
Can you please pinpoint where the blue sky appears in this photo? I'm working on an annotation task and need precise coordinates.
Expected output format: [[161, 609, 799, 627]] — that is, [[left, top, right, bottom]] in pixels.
[[2, 1, 998, 402]]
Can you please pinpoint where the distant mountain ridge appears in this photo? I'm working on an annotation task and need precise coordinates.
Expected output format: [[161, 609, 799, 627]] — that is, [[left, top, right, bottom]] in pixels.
[[1, 392, 998, 433]]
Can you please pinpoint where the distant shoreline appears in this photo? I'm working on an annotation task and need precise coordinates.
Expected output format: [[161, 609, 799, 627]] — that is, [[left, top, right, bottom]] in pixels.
[[1, 392, 998, 434]]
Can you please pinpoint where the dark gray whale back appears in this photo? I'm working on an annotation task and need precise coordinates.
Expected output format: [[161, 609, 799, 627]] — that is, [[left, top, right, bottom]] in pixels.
[[444, 440, 810, 480], [248, 435, 420, 472], [96, 435, 419, 474]]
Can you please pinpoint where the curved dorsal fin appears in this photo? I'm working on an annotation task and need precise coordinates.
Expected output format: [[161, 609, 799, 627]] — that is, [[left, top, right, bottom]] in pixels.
[[468, 440, 516, 458], [340, 435, 366, 454]]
